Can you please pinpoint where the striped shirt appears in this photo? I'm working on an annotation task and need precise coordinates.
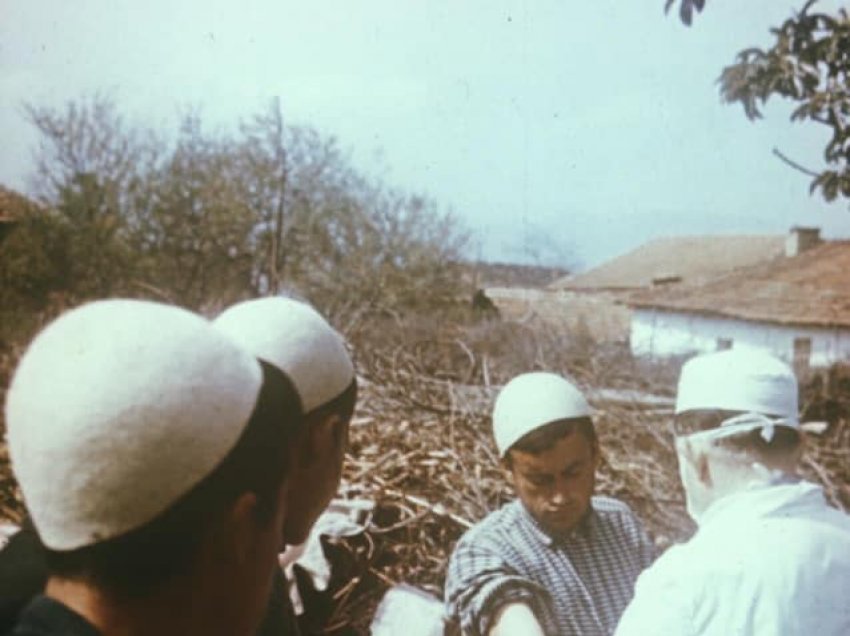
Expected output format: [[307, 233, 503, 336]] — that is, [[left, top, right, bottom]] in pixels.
[[445, 496, 655, 636]]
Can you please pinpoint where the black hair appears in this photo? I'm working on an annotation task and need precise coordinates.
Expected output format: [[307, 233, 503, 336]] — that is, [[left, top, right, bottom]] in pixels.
[[44, 360, 303, 598], [306, 379, 357, 422], [504, 416, 596, 465], [673, 409, 801, 463], [302, 378, 358, 454]]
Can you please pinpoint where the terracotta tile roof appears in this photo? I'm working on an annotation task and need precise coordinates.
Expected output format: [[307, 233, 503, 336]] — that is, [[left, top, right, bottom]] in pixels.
[[628, 241, 850, 328], [549, 235, 785, 291]]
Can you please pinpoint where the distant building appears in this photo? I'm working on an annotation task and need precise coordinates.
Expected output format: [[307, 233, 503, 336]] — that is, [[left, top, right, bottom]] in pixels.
[[539, 232, 786, 344], [628, 228, 850, 370], [548, 234, 785, 293]]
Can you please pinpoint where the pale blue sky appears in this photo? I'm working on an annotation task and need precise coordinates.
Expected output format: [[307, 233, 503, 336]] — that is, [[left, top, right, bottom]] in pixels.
[[1, 0, 848, 269]]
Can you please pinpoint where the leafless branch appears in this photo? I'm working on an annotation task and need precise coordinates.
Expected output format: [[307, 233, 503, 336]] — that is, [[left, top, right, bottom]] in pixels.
[[772, 147, 821, 178]]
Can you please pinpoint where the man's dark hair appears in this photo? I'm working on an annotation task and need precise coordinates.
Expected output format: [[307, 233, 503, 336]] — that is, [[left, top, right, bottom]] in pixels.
[[504, 417, 596, 465], [306, 379, 358, 424], [674, 409, 801, 464], [44, 360, 303, 598], [301, 379, 358, 453]]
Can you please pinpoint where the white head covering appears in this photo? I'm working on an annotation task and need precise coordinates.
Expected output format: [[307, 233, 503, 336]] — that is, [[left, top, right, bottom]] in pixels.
[[213, 297, 355, 414], [492, 372, 591, 457], [676, 350, 799, 422], [676, 349, 800, 441], [5, 300, 263, 551]]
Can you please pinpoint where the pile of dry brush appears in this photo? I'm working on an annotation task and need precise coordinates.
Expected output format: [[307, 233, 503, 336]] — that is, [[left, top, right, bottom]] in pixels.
[[307, 317, 850, 633], [1, 315, 849, 635]]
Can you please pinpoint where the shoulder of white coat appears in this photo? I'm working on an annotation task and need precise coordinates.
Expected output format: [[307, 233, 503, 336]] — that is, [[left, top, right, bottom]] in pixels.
[[615, 544, 699, 636], [629, 542, 697, 598]]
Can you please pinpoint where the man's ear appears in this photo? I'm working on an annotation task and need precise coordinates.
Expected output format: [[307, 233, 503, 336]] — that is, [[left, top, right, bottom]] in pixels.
[[501, 455, 516, 486], [225, 491, 260, 565], [590, 438, 601, 468], [697, 452, 712, 487], [306, 412, 344, 454], [787, 434, 805, 470], [676, 437, 710, 486], [325, 412, 348, 449]]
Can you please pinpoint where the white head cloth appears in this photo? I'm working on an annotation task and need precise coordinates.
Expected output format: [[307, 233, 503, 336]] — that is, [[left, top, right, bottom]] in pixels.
[[5, 300, 263, 551], [492, 372, 591, 457], [213, 297, 355, 414], [676, 349, 800, 441]]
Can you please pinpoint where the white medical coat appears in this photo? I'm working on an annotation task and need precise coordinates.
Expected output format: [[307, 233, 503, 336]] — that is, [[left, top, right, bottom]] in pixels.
[[615, 480, 850, 636]]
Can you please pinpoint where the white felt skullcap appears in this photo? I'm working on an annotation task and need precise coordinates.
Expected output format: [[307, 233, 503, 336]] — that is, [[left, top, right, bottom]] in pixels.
[[213, 297, 354, 413], [493, 372, 591, 457], [676, 350, 799, 426], [5, 300, 263, 551]]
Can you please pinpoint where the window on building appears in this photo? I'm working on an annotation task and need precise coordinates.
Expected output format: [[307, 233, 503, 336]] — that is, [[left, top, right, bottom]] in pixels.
[[716, 338, 733, 351], [793, 337, 812, 375]]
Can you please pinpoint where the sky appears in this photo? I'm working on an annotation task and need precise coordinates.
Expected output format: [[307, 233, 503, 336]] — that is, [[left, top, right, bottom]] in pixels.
[[1, 0, 849, 270]]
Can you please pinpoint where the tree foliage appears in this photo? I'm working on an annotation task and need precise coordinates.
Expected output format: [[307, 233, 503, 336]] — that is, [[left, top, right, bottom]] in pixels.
[[665, 0, 850, 205], [664, 0, 705, 27], [719, 2, 850, 202], [2, 95, 468, 335]]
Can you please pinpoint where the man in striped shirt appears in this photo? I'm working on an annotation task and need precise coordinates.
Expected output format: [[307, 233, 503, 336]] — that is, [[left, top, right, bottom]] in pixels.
[[445, 372, 655, 636]]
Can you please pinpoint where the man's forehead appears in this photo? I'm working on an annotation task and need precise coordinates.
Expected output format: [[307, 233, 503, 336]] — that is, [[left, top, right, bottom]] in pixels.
[[510, 435, 594, 472]]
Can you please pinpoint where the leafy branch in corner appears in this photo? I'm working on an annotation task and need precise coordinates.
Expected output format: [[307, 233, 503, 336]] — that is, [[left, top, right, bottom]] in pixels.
[[718, 1, 850, 203], [664, 0, 705, 27]]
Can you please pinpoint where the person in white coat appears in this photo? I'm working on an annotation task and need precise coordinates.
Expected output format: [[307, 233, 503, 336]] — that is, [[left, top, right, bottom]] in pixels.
[[615, 349, 850, 636]]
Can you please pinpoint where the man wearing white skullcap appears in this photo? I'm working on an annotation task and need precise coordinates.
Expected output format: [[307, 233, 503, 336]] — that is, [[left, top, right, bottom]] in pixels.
[[213, 296, 357, 635], [445, 372, 655, 636], [615, 349, 850, 636], [213, 296, 356, 545], [3, 300, 304, 636]]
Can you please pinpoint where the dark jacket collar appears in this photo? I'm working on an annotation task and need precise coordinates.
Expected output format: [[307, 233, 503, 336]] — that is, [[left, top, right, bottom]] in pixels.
[[12, 595, 101, 636]]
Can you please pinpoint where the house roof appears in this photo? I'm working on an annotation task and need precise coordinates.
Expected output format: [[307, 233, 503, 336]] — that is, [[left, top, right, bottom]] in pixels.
[[628, 240, 850, 328], [549, 235, 785, 291]]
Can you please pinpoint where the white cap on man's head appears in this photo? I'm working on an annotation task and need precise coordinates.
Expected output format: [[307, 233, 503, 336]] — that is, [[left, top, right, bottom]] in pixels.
[[676, 349, 799, 425], [492, 372, 591, 457], [5, 300, 263, 551], [213, 297, 355, 414]]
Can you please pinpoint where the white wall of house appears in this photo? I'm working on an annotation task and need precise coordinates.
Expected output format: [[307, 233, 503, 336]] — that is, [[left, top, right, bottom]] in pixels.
[[631, 308, 850, 367]]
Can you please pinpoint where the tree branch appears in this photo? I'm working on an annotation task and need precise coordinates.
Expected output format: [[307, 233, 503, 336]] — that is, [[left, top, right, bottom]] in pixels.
[[810, 114, 833, 126], [772, 147, 821, 178]]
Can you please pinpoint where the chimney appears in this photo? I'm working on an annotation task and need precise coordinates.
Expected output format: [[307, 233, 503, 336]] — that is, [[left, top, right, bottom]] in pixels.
[[651, 274, 682, 286], [785, 226, 821, 257]]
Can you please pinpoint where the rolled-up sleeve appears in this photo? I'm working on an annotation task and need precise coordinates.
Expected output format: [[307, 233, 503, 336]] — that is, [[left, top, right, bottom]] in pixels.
[[445, 535, 553, 636]]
